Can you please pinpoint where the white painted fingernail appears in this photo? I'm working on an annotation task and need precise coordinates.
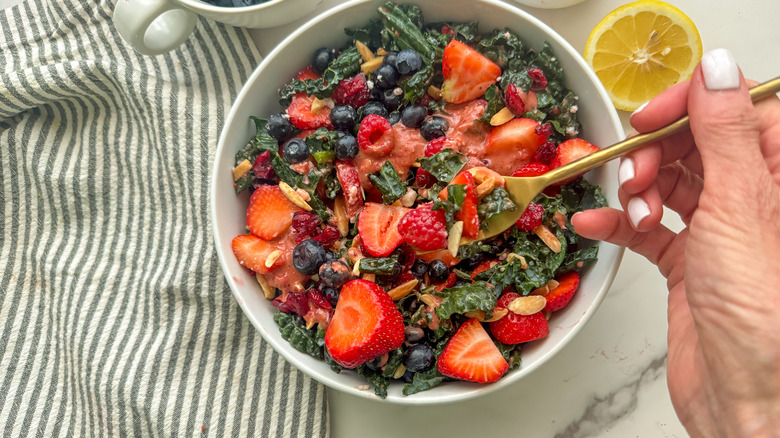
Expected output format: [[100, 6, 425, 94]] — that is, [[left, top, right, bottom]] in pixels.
[[701, 49, 739, 90], [631, 101, 649, 117], [618, 158, 635, 187], [627, 197, 650, 228]]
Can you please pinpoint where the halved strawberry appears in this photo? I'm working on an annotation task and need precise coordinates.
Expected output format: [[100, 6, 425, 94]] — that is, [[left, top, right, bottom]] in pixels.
[[470, 260, 494, 279], [544, 271, 580, 312], [550, 138, 600, 170], [231, 234, 282, 274], [456, 170, 479, 239], [489, 292, 549, 344], [296, 66, 321, 81], [437, 318, 509, 383], [286, 92, 333, 130], [324, 279, 405, 368], [417, 249, 460, 267], [440, 39, 501, 104], [357, 202, 410, 257], [511, 162, 550, 178], [486, 117, 546, 157], [247, 184, 302, 240], [334, 160, 364, 219]]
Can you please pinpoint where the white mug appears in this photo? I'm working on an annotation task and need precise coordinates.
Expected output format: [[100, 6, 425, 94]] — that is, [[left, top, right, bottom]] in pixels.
[[113, 0, 324, 56]]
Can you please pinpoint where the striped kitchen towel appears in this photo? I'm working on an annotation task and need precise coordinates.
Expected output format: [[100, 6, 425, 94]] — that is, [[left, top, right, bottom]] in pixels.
[[0, 0, 328, 436]]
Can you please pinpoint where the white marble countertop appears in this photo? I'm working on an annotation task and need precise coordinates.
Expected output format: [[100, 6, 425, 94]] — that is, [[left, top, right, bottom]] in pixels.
[[245, 1, 779, 436]]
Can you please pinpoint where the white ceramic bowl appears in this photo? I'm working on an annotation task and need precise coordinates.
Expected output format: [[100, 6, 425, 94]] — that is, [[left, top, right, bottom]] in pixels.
[[211, 0, 624, 405]]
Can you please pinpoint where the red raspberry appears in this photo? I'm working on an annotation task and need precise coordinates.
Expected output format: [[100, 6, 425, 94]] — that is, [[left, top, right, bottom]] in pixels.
[[535, 122, 554, 139], [527, 67, 548, 91], [252, 150, 276, 181], [415, 168, 437, 187], [512, 162, 549, 178], [424, 136, 459, 157], [515, 202, 544, 231], [504, 83, 525, 115], [357, 114, 393, 155], [292, 211, 322, 241], [312, 225, 341, 248], [331, 73, 370, 108], [534, 141, 557, 165], [397, 208, 448, 251]]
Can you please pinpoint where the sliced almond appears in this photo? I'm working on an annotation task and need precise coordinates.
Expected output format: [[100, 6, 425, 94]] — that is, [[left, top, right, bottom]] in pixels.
[[533, 224, 561, 253], [448, 221, 464, 257], [464, 310, 486, 321], [530, 284, 550, 296], [232, 159, 252, 181], [420, 294, 442, 308], [355, 40, 375, 62], [507, 253, 528, 269], [360, 56, 384, 75], [352, 258, 362, 276], [490, 107, 515, 126], [377, 48, 388, 56], [507, 295, 547, 315], [427, 85, 441, 100], [483, 307, 509, 322], [264, 250, 282, 269], [475, 177, 496, 199], [279, 181, 312, 211], [310, 97, 334, 115], [547, 279, 560, 290], [388, 279, 418, 301], [392, 364, 407, 379], [554, 211, 568, 230], [333, 196, 349, 236], [305, 319, 316, 330], [292, 283, 305, 293], [255, 274, 275, 300], [362, 273, 376, 282]]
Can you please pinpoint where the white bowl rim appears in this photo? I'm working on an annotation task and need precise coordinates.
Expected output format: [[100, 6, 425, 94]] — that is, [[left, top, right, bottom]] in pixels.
[[180, 0, 301, 13], [210, 0, 625, 405]]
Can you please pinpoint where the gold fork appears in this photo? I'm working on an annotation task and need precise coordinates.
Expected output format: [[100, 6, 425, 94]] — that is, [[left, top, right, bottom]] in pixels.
[[462, 76, 780, 245]]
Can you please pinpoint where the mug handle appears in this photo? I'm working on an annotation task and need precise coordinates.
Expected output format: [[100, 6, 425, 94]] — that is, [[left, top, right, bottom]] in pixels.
[[113, 0, 197, 56]]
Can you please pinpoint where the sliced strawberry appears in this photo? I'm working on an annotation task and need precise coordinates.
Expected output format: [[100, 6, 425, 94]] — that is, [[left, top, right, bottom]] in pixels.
[[550, 138, 600, 171], [231, 234, 283, 274], [296, 66, 321, 81], [286, 93, 333, 130], [397, 208, 448, 251], [440, 39, 501, 104], [456, 171, 479, 239], [489, 292, 549, 344], [437, 318, 509, 383], [438, 166, 505, 200], [324, 279, 405, 368], [512, 162, 550, 178], [434, 271, 458, 292], [470, 260, 494, 279], [334, 160, 364, 219], [544, 271, 580, 312], [357, 202, 410, 257], [486, 117, 546, 157], [246, 184, 302, 240], [417, 249, 460, 268]]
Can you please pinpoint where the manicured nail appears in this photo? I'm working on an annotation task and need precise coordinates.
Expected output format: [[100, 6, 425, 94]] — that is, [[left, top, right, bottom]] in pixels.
[[631, 101, 649, 117], [701, 48, 739, 90], [618, 158, 635, 187], [627, 197, 650, 228]]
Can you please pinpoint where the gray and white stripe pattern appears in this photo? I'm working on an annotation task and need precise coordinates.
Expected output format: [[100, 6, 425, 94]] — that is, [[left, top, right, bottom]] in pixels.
[[0, 0, 328, 436]]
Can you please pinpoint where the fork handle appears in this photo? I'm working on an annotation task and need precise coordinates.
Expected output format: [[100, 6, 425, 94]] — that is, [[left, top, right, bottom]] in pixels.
[[541, 76, 780, 186]]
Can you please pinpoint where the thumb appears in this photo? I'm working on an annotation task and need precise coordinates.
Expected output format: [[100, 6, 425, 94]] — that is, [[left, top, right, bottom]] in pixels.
[[688, 49, 768, 194]]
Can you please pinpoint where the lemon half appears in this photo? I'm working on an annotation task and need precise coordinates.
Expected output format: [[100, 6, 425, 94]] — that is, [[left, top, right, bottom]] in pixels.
[[584, 0, 702, 111]]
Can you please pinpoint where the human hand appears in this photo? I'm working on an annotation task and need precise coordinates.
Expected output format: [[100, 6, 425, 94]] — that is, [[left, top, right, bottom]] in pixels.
[[571, 49, 780, 437]]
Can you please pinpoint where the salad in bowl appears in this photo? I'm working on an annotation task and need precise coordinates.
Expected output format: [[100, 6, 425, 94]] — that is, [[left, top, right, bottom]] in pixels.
[[212, 0, 623, 403]]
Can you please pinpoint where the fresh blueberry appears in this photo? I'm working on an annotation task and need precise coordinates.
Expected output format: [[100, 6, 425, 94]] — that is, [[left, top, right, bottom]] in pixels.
[[311, 47, 334, 75], [404, 325, 425, 343], [403, 344, 434, 372], [292, 239, 327, 276], [318, 259, 352, 289], [334, 134, 359, 160], [381, 51, 398, 69], [362, 101, 388, 119], [373, 63, 398, 89], [410, 258, 428, 279], [380, 88, 402, 112], [330, 105, 357, 130], [400, 105, 427, 129], [420, 116, 449, 141], [387, 111, 401, 125], [428, 259, 449, 282], [395, 49, 422, 76], [266, 113, 295, 142], [282, 138, 310, 164], [322, 286, 339, 307], [365, 353, 389, 371]]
